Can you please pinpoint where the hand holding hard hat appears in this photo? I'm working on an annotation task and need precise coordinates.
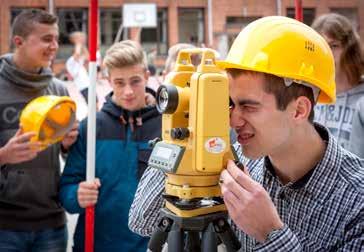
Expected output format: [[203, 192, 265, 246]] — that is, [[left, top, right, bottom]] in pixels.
[[0, 127, 42, 165], [20, 95, 77, 150]]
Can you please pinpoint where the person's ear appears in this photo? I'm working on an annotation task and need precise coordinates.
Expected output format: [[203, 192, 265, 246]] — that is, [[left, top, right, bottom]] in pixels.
[[12, 36, 24, 48], [293, 96, 312, 122]]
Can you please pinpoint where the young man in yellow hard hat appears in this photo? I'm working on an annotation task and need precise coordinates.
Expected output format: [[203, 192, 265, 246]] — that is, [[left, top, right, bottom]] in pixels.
[[0, 9, 78, 251], [128, 16, 364, 250]]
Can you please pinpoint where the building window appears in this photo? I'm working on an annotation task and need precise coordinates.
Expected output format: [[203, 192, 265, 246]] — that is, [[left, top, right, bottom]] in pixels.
[[56, 8, 88, 59], [178, 8, 204, 45], [57, 8, 88, 44], [140, 9, 168, 57], [330, 8, 359, 31], [226, 16, 260, 48], [100, 8, 125, 48], [286, 8, 316, 26]]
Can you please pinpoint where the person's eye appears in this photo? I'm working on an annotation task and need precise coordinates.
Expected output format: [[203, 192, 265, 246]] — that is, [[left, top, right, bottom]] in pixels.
[[241, 105, 257, 113], [114, 81, 125, 87], [43, 37, 53, 43], [131, 79, 142, 86], [329, 43, 341, 49]]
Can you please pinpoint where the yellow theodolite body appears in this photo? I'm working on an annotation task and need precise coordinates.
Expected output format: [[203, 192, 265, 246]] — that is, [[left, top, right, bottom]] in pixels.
[[20, 95, 76, 149], [151, 49, 233, 217]]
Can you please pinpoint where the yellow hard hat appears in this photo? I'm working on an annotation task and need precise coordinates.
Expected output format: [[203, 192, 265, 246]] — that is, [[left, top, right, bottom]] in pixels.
[[217, 16, 336, 104], [20, 95, 76, 149]]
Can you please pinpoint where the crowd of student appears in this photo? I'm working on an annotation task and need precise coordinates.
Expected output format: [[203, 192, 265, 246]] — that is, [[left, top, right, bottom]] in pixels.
[[0, 8, 363, 252]]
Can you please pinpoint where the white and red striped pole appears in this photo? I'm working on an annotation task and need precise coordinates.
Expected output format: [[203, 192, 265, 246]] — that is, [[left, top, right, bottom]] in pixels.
[[295, 0, 303, 22], [85, 0, 98, 251]]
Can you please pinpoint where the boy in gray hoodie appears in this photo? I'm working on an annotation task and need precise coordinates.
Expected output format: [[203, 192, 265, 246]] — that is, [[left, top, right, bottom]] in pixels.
[[0, 9, 77, 251]]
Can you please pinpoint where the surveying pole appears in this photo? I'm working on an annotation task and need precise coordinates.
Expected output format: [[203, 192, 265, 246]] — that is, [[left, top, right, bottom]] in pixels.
[[85, 0, 98, 251], [295, 0, 303, 22]]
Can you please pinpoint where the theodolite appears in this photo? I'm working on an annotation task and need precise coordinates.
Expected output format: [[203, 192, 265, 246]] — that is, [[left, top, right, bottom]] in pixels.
[[148, 48, 240, 252]]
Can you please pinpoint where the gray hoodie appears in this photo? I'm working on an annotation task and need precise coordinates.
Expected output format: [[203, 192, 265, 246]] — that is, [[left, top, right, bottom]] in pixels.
[[348, 97, 364, 158], [314, 79, 364, 151], [0, 54, 68, 230]]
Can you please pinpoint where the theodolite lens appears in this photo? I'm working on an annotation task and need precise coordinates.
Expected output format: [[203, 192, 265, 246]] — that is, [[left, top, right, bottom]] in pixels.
[[156, 84, 179, 114], [157, 87, 169, 112]]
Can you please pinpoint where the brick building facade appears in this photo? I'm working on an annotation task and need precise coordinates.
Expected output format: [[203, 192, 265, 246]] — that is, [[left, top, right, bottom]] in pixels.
[[1, 0, 363, 73]]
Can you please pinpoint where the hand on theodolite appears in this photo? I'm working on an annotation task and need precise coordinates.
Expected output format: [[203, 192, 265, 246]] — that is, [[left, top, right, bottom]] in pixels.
[[220, 160, 283, 243]]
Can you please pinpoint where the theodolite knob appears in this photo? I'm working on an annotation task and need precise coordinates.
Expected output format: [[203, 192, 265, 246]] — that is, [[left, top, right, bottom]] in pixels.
[[171, 128, 190, 140]]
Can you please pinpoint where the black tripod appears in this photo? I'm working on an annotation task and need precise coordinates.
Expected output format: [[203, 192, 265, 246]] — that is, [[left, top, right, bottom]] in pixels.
[[148, 208, 241, 252]]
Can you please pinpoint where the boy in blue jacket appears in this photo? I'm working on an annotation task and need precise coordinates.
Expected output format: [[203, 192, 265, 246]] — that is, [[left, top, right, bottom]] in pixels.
[[60, 40, 161, 251]]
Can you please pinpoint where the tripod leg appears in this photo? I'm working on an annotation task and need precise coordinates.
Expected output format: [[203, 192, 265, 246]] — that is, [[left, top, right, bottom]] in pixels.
[[148, 217, 172, 252], [185, 231, 201, 252], [201, 223, 218, 252], [214, 218, 241, 252], [167, 222, 184, 252]]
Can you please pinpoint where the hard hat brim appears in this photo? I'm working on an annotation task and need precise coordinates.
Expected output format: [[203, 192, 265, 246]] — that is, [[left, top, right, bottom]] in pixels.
[[216, 60, 249, 71]]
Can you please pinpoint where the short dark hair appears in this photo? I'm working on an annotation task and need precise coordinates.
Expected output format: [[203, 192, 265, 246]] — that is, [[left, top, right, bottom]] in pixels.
[[11, 9, 58, 39], [227, 69, 315, 122]]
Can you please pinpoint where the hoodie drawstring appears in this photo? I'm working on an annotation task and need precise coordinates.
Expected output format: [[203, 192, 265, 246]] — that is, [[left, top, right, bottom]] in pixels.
[[119, 114, 143, 132]]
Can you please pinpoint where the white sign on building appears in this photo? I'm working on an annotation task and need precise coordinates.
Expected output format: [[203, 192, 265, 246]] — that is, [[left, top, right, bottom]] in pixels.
[[123, 3, 157, 28]]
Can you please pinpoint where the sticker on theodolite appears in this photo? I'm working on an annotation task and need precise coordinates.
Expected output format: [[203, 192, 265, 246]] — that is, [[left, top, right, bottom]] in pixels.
[[204, 137, 226, 154]]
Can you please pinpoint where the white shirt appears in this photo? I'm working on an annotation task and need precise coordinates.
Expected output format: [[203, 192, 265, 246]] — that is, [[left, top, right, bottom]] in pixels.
[[66, 56, 90, 91]]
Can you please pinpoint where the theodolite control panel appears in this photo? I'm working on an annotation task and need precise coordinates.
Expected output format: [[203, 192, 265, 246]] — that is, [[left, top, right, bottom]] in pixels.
[[148, 142, 185, 173]]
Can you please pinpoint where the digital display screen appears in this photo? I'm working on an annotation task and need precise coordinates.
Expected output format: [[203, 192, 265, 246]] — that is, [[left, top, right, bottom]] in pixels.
[[155, 146, 173, 159]]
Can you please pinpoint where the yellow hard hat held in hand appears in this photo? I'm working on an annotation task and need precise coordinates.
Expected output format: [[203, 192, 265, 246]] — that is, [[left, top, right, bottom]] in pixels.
[[217, 16, 336, 104], [20, 95, 77, 150]]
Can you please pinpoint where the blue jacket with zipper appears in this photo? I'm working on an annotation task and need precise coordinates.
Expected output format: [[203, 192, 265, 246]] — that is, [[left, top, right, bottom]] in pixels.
[[60, 93, 161, 251]]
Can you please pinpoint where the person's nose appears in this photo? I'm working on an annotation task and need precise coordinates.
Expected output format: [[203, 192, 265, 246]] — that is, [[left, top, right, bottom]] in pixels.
[[124, 84, 134, 96], [50, 38, 58, 51], [230, 106, 246, 129]]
